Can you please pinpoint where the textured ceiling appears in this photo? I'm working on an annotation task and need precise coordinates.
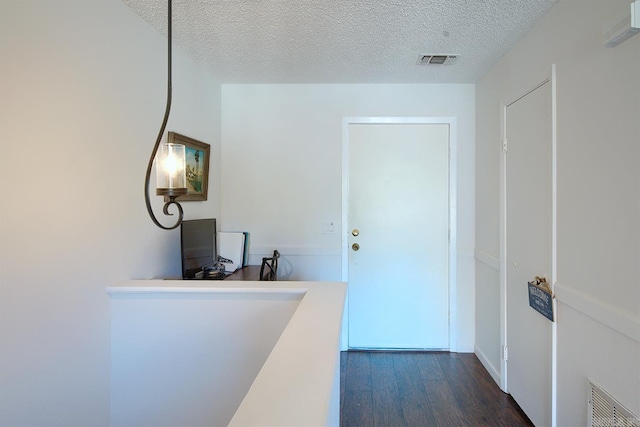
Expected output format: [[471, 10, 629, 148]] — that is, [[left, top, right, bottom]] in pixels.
[[122, 0, 557, 84]]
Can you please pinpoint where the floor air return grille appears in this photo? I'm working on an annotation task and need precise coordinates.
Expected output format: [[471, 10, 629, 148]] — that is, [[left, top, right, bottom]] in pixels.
[[588, 380, 639, 427]]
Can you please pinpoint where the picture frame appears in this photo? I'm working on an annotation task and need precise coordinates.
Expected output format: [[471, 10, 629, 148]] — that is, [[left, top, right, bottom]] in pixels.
[[165, 132, 210, 202]]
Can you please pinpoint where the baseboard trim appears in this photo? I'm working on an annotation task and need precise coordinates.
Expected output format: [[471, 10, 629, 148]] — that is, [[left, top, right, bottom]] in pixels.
[[555, 281, 640, 343], [474, 345, 501, 387]]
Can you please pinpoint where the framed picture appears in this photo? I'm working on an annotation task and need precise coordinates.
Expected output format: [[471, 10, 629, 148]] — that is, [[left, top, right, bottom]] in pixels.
[[165, 132, 210, 202]]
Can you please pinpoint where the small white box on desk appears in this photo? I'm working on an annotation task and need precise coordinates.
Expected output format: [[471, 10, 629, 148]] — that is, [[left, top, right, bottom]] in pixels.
[[218, 231, 246, 273]]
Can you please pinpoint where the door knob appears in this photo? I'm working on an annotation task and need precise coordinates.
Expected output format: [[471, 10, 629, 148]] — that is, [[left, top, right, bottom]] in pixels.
[[352, 243, 360, 251], [352, 228, 360, 237]]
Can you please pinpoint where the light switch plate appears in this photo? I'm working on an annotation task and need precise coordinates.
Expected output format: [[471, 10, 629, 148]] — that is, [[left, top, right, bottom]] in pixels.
[[322, 222, 335, 234]]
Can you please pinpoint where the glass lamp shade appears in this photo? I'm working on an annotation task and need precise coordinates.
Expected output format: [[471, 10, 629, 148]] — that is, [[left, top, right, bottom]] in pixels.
[[156, 142, 188, 197]]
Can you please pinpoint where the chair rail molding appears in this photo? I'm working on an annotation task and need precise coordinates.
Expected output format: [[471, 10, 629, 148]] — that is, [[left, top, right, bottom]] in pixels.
[[554, 281, 640, 343], [475, 247, 500, 271], [250, 245, 342, 257]]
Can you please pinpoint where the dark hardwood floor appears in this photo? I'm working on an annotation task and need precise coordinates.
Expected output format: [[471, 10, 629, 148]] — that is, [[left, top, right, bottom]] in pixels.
[[340, 351, 533, 427]]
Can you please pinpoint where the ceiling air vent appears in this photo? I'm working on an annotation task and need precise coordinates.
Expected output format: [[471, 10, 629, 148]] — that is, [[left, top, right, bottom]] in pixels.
[[417, 54, 459, 65]]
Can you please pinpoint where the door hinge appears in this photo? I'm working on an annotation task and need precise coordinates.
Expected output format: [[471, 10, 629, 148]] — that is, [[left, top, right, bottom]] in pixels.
[[502, 346, 508, 361], [502, 138, 508, 152]]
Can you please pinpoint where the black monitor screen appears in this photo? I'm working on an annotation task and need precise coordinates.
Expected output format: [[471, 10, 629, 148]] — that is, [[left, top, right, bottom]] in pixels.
[[180, 218, 216, 279]]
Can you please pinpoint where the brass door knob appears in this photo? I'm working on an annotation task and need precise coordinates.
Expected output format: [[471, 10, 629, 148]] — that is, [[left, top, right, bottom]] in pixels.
[[352, 243, 360, 251], [352, 229, 360, 237]]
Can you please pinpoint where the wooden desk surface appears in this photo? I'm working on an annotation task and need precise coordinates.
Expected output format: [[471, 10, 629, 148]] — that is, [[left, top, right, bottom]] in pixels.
[[224, 265, 262, 281]]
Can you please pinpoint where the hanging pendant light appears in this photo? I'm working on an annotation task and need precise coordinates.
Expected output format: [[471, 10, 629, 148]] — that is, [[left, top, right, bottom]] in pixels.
[[144, 0, 187, 230]]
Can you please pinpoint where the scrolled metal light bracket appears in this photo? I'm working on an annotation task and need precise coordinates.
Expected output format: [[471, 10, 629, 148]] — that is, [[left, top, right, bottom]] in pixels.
[[144, 0, 187, 230]]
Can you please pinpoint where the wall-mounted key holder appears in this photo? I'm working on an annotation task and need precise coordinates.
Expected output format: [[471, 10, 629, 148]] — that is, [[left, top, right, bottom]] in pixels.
[[528, 276, 554, 322]]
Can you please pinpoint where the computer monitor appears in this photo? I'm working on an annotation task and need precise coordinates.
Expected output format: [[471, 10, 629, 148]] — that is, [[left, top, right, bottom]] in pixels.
[[180, 218, 216, 279]]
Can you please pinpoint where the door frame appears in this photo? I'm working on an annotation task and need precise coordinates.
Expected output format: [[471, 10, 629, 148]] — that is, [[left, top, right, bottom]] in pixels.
[[499, 66, 557, 425], [341, 116, 458, 352]]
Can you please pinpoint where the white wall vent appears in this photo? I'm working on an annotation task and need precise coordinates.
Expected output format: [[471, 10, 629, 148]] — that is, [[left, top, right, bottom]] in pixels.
[[588, 379, 640, 427], [417, 54, 458, 65]]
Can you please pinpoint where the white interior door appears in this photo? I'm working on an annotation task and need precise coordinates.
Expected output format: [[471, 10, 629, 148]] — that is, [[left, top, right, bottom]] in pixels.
[[505, 81, 553, 426], [347, 122, 450, 349]]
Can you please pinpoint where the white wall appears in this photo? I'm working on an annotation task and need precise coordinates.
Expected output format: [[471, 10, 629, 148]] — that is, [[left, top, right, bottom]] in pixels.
[[221, 84, 476, 351], [475, 1, 640, 424], [0, 1, 220, 425]]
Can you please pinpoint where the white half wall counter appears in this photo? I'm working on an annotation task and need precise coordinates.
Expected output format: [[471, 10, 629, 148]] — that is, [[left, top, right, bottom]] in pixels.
[[107, 280, 346, 427]]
